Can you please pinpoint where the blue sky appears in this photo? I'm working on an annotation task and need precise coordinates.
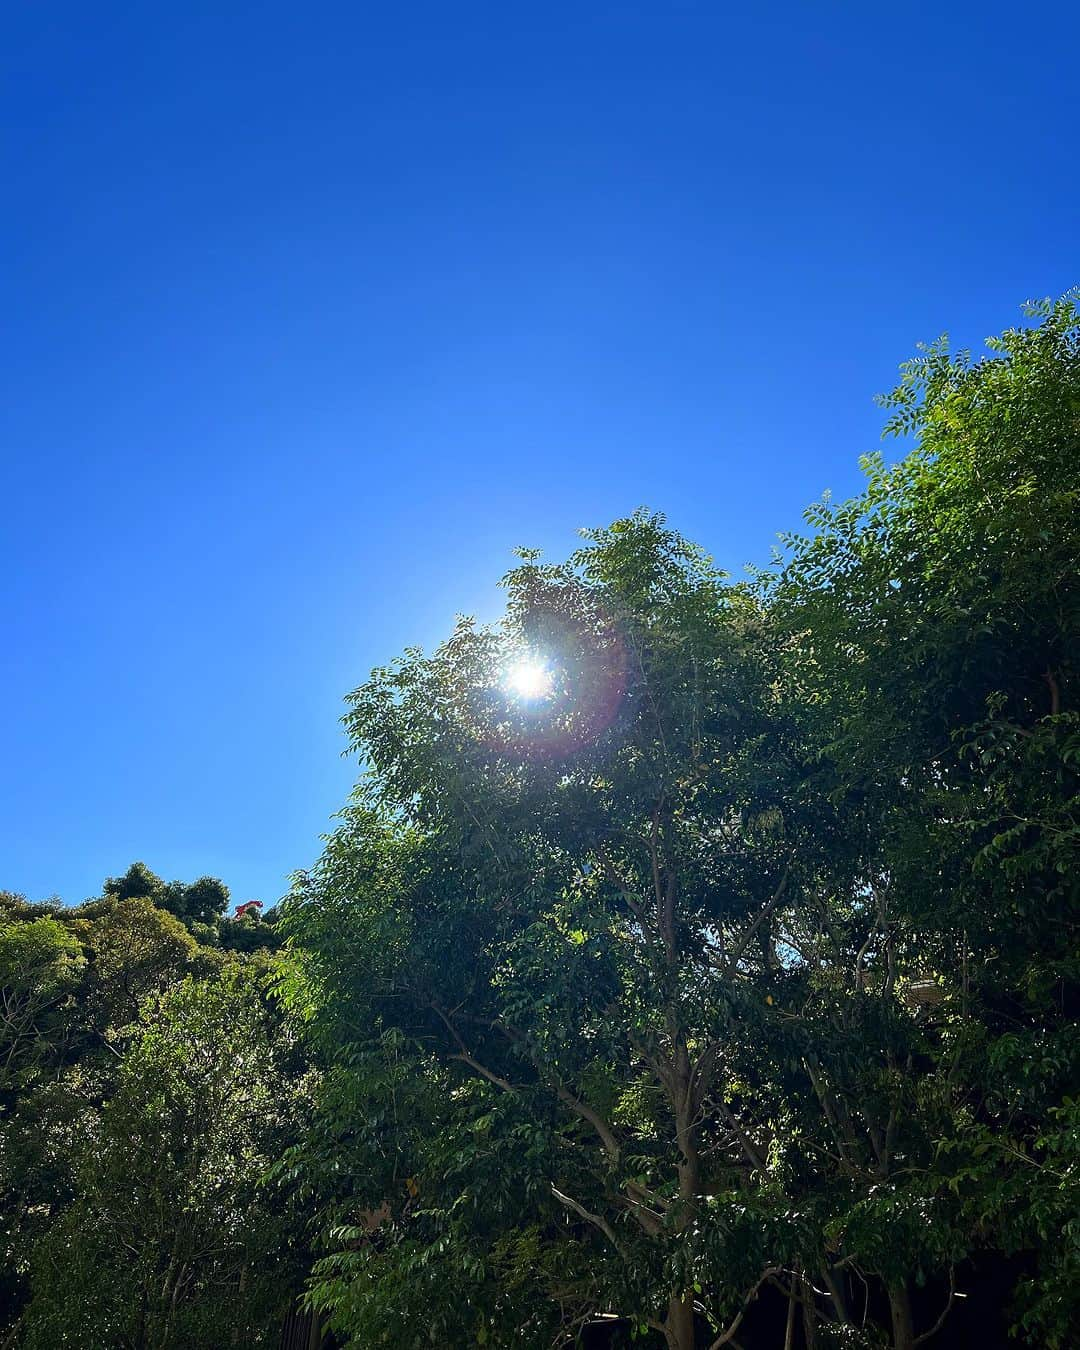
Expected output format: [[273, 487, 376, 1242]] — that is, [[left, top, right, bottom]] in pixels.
[[3, 2, 1078, 907]]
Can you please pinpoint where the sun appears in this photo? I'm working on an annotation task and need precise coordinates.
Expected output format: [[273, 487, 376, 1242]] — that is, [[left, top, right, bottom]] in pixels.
[[504, 657, 554, 701]]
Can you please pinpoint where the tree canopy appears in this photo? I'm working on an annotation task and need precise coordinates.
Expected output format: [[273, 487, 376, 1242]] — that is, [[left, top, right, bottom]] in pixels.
[[280, 296, 1080, 1349], [0, 872, 305, 1349]]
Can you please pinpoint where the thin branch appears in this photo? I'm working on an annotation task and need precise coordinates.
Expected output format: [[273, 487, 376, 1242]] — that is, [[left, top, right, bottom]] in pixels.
[[431, 1004, 517, 1093], [783, 1277, 798, 1350], [552, 1080, 621, 1161], [649, 806, 674, 962], [707, 1269, 780, 1349], [819, 1264, 852, 1325], [550, 1184, 617, 1244], [714, 1105, 767, 1173], [595, 849, 653, 936], [724, 865, 792, 977], [624, 1178, 672, 1211], [689, 1039, 722, 1118], [914, 1268, 956, 1346], [620, 1190, 664, 1236]]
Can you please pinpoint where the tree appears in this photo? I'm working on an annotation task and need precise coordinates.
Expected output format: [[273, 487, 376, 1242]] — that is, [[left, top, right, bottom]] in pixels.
[[0, 915, 84, 1096], [5, 295, 1076, 1349], [18, 969, 310, 1350], [76, 897, 199, 1034], [1, 866, 305, 1348], [767, 294, 1080, 1346], [164, 876, 231, 926], [104, 862, 231, 929], [284, 512, 848, 1349], [285, 296, 1080, 1348], [104, 862, 166, 905]]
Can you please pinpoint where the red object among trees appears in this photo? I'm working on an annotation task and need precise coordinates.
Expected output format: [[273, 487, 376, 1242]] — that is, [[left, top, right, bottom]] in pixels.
[[233, 900, 263, 919]]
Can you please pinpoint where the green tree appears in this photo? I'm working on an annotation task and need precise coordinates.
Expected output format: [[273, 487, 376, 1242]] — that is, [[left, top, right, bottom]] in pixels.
[[19, 969, 310, 1350], [1, 867, 297, 1346], [104, 862, 167, 905], [77, 897, 198, 1033], [284, 512, 846, 1349], [163, 876, 231, 926], [284, 295, 1080, 1349], [0, 913, 89, 1326], [0, 915, 84, 1095], [104, 862, 231, 929], [768, 294, 1080, 1345]]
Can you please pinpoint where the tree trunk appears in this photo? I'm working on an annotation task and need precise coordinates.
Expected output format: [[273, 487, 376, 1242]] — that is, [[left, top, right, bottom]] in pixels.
[[664, 1292, 696, 1350], [800, 1275, 818, 1350], [888, 1281, 916, 1350], [133, 1284, 149, 1350], [820, 1264, 851, 1326], [231, 1266, 248, 1348], [783, 1282, 797, 1350], [662, 1035, 700, 1350]]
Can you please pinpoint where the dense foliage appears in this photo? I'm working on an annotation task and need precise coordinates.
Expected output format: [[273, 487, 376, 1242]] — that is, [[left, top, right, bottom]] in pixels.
[[3, 297, 1077, 1348], [279, 298, 1079, 1348], [0, 869, 308, 1349]]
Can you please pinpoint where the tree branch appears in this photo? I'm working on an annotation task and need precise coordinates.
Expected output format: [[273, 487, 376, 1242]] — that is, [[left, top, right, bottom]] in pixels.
[[431, 1003, 517, 1093], [914, 1268, 956, 1346], [707, 1269, 780, 1349], [715, 1097, 767, 1172], [595, 849, 653, 937], [724, 865, 791, 977], [550, 1185, 617, 1244], [552, 1080, 621, 1161]]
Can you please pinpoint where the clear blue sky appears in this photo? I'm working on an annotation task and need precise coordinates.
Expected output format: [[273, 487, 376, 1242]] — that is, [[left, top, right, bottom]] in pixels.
[[3, 3, 1077, 907]]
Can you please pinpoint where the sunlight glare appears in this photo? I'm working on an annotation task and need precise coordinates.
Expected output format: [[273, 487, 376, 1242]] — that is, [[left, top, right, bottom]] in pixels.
[[504, 657, 554, 701]]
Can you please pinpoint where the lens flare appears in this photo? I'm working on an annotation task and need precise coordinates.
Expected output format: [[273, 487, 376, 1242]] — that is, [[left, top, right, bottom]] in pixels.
[[504, 657, 553, 701]]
